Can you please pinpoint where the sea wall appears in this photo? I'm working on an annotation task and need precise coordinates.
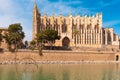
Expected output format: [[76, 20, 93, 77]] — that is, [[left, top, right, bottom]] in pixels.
[[0, 50, 117, 64]]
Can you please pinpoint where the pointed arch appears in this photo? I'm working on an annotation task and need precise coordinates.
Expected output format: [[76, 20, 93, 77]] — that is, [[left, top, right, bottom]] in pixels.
[[62, 24, 67, 33], [116, 55, 119, 61], [62, 37, 70, 47]]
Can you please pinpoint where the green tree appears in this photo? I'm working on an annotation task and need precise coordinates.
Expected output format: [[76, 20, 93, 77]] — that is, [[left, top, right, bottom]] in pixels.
[[0, 30, 3, 52], [30, 40, 36, 50], [36, 29, 60, 55], [4, 23, 25, 52], [45, 29, 60, 48], [0, 30, 3, 46], [4, 33, 11, 50], [24, 40, 28, 48], [36, 31, 46, 56]]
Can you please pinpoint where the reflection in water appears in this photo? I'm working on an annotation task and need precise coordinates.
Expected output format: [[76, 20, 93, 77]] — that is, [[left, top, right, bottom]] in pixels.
[[62, 70, 70, 80], [22, 72, 31, 80], [0, 64, 120, 80]]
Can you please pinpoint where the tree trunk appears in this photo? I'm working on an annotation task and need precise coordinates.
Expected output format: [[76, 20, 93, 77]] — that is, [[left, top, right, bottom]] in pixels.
[[8, 44, 11, 51], [50, 42, 53, 50], [38, 43, 43, 56]]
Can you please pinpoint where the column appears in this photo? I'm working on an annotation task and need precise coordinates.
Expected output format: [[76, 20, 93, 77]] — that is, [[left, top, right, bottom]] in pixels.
[[91, 29, 92, 44], [110, 30, 113, 45], [81, 29, 83, 44], [77, 35, 79, 44], [92, 22, 94, 44], [100, 29, 102, 44], [80, 29, 82, 44], [97, 29, 100, 44], [84, 29, 86, 44], [76, 35, 78, 46], [60, 24, 62, 34], [96, 29, 98, 44], [79, 29, 81, 44], [95, 29, 96, 44], [83, 29, 85, 44], [94, 30, 96, 44], [95, 29, 97, 44], [88, 29, 90, 44], [98, 33, 99, 44], [99, 29, 101, 44], [119, 39, 120, 49], [86, 29, 88, 44], [79, 35, 80, 44], [92, 30, 94, 44], [58, 26, 60, 35], [105, 30, 108, 45], [77, 18, 80, 30], [87, 29, 89, 44]]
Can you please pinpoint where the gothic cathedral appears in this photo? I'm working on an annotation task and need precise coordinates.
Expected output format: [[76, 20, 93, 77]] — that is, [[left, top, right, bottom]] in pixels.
[[32, 3, 119, 48]]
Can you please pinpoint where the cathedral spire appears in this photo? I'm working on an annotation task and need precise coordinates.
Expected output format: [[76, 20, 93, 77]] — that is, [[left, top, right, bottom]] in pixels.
[[34, 0, 37, 7], [33, 1, 38, 12], [33, 0, 41, 16], [32, 0, 41, 40]]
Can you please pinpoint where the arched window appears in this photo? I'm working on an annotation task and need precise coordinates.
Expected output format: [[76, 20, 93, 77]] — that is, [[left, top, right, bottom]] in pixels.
[[87, 25, 90, 30], [107, 31, 111, 45], [89, 24, 92, 29], [79, 24, 84, 29], [95, 24, 99, 33], [95, 25, 98, 29], [116, 55, 119, 61], [62, 24, 67, 33], [79, 24, 84, 33]]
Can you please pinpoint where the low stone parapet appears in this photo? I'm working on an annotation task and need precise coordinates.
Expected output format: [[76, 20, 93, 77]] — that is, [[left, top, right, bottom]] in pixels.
[[0, 51, 118, 64]]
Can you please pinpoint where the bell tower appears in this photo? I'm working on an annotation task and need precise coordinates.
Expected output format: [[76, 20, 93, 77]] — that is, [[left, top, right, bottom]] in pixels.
[[32, 2, 41, 40]]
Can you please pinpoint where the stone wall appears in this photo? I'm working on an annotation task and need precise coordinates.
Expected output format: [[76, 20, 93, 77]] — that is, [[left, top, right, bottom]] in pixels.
[[0, 51, 117, 63]]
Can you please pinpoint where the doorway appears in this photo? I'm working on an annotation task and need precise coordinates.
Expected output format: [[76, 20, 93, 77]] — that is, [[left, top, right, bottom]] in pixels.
[[62, 37, 70, 48]]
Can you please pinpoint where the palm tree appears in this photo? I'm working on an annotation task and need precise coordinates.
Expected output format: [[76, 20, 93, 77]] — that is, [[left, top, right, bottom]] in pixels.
[[73, 29, 80, 47]]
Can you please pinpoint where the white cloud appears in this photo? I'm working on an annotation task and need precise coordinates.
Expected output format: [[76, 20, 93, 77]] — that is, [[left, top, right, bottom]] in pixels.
[[1, 0, 119, 41], [37, 0, 90, 16], [56, 0, 82, 5], [97, 0, 120, 7], [0, 14, 32, 40], [0, 0, 13, 13], [0, 0, 34, 41], [0, 0, 100, 41], [103, 20, 120, 27]]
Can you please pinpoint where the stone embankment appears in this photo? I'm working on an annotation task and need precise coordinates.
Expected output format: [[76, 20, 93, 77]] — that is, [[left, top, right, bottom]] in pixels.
[[0, 50, 119, 64]]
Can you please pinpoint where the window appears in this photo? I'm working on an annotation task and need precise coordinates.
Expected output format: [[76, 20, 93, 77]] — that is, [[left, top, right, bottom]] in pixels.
[[62, 25, 67, 33]]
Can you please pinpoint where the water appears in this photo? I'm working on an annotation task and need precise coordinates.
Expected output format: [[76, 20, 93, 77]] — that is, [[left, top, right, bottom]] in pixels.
[[0, 64, 120, 80]]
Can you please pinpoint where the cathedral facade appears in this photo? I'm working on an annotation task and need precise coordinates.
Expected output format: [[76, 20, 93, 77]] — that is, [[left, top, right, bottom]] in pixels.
[[32, 3, 119, 48]]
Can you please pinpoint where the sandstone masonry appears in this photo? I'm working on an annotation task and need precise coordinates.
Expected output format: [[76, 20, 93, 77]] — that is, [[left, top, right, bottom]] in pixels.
[[32, 3, 119, 48]]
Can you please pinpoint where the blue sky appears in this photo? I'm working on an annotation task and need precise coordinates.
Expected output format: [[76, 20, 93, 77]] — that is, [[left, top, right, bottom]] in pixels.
[[0, 0, 120, 41]]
